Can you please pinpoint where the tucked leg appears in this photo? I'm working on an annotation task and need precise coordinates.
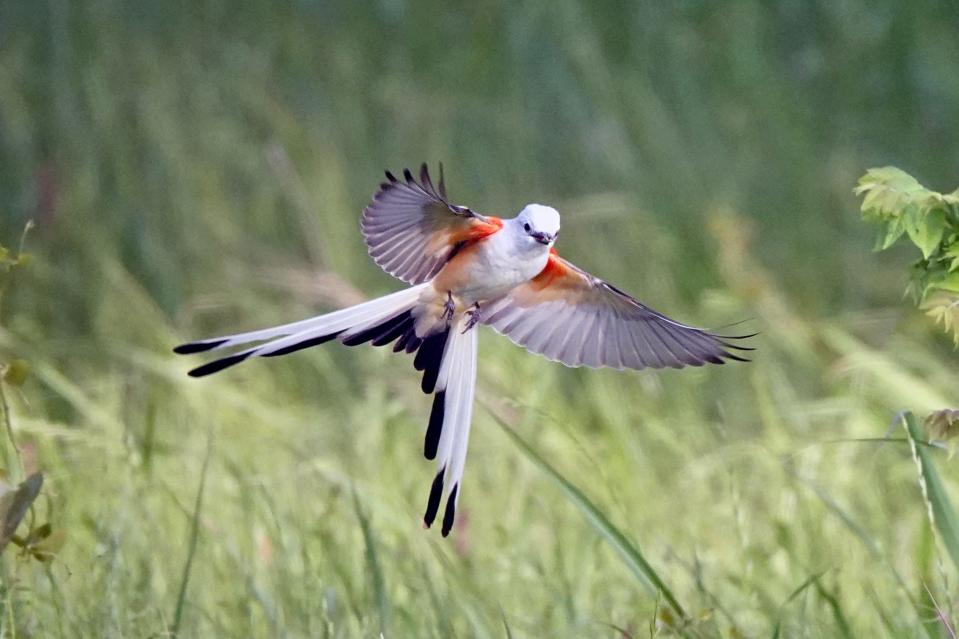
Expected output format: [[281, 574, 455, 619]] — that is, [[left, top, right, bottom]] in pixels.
[[442, 291, 456, 323], [463, 302, 481, 333]]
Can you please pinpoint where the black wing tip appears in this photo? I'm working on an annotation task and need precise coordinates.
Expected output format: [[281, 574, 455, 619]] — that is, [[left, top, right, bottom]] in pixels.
[[173, 339, 227, 355], [709, 328, 756, 361], [719, 340, 755, 352], [382, 163, 444, 195], [441, 484, 458, 537], [383, 162, 443, 183], [712, 331, 759, 341], [420, 163, 438, 196], [187, 351, 253, 377]]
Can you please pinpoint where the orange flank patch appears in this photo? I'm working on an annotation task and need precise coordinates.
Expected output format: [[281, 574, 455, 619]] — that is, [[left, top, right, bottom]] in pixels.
[[425, 216, 503, 256], [449, 216, 503, 244], [510, 249, 592, 306], [530, 249, 571, 290], [430, 242, 483, 293]]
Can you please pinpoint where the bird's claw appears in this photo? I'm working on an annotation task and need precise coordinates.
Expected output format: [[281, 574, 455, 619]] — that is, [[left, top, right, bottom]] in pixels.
[[462, 304, 481, 333], [442, 292, 456, 324]]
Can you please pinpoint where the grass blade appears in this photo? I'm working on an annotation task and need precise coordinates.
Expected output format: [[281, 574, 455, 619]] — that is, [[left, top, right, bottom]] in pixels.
[[903, 411, 959, 572], [501, 611, 514, 639], [772, 569, 828, 637], [351, 486, 391, 637], [170, 428, 213, 638], [812, 578, 853, 639], [494, 416, 687, 621], [794, 469, 937, 637]]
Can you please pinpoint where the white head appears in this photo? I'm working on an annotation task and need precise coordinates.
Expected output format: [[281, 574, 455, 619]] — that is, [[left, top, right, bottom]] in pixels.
[[515, 204, 561, 247]]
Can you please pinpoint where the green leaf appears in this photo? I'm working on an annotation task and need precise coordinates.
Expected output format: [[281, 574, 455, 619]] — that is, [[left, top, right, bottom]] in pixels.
[[0, 473, 44, 553], [28, 526, 66, 562], [903, 205, 947, 259], [926, 409, 959, 458], [929, 271, 959, 296], [3, 359, 30, 387], [875, 217, 905, 251], [856, 166, 926, 219], [902, 412, 959, 573], [922, 292, 959, 344], [495, 416, 687, 621], [22, 522, 52, 546], [945, 243, 959, 272]]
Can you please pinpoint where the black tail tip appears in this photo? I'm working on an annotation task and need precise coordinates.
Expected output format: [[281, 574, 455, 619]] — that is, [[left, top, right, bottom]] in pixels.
[[423, 470, 445, 528], [441, 485, 458, 537], [173, 339, 227, 355], [424, 391, 445, 460], [187, 351, 252, 377]]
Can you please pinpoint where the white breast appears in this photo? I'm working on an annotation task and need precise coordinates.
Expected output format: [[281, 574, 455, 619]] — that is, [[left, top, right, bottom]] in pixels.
[[457, 225, 550, 303]]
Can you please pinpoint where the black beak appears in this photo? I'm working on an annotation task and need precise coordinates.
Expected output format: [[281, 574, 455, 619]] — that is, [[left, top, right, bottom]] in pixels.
[[532, 231, 551, 245]]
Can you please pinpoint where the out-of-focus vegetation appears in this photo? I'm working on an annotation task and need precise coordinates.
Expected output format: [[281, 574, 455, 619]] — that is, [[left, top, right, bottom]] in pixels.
[[857, 166, 959, 344], [1, 1, 959, 636]]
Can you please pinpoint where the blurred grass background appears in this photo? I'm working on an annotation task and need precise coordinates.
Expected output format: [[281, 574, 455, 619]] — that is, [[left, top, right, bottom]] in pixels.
[[1, 1, 958, 636]]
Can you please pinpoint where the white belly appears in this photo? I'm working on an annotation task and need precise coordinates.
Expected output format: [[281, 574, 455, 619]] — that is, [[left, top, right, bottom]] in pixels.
[[456, 232, 550, 303]]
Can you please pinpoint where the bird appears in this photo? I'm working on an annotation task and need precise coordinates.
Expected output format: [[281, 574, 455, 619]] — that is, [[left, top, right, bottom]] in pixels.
[[174, 164, 753, 537]]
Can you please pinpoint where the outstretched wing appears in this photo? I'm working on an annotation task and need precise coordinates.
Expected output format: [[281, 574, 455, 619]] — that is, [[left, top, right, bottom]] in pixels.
[[481, 250, 753, 369], [361, 163, 503, 284]]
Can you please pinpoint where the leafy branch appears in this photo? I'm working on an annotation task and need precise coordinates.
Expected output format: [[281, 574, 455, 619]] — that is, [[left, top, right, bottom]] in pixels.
[[855, 167, 959, 342], [0, 222, 62, 564]]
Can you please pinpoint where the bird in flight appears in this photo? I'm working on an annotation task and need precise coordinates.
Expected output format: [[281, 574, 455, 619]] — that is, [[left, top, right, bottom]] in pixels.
[[175, 164, 752, 537]]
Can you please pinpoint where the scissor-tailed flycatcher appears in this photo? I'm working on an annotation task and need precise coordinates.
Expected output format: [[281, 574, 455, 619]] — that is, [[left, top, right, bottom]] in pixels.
[[175, 164, 752, 536]]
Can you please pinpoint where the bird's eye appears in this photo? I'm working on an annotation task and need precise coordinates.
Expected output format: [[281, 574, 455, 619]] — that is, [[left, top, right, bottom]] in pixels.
[[523, 223, 530, 232]]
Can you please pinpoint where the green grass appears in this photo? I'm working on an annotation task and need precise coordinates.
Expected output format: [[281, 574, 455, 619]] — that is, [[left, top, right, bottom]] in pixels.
[[1, 1, 959, 636]]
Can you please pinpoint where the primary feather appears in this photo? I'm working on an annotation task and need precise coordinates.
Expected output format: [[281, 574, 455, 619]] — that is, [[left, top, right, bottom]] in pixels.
[[361, 164, 502, 284]]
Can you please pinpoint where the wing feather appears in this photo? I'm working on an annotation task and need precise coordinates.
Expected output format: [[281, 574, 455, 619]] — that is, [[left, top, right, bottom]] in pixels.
[[607, 316, 629, 370], [482, 251, 753, 370], [555, 309, 587, 364], [572, 311, 600, 367], [529, 302, 571, 357], [362, 164, 503, 284]]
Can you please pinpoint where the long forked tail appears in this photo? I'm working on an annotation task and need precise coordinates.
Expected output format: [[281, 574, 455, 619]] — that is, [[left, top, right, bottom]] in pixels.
[[422, 315, 478, 537], [176, 284, 479, 537], [174, 283, 448, 381]]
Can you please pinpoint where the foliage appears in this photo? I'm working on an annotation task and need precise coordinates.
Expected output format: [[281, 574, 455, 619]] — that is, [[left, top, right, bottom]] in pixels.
[[0, 228, 61, 569], [928, 410, 959, 441], [856, 167, 959, 342], [495, 414, 688, 626], [903, 411, 959, 576]]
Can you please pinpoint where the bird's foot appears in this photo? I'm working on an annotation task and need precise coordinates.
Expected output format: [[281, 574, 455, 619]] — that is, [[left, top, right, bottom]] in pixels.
[[462, 303, 481, 333], [442, 292, 456, 324]]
